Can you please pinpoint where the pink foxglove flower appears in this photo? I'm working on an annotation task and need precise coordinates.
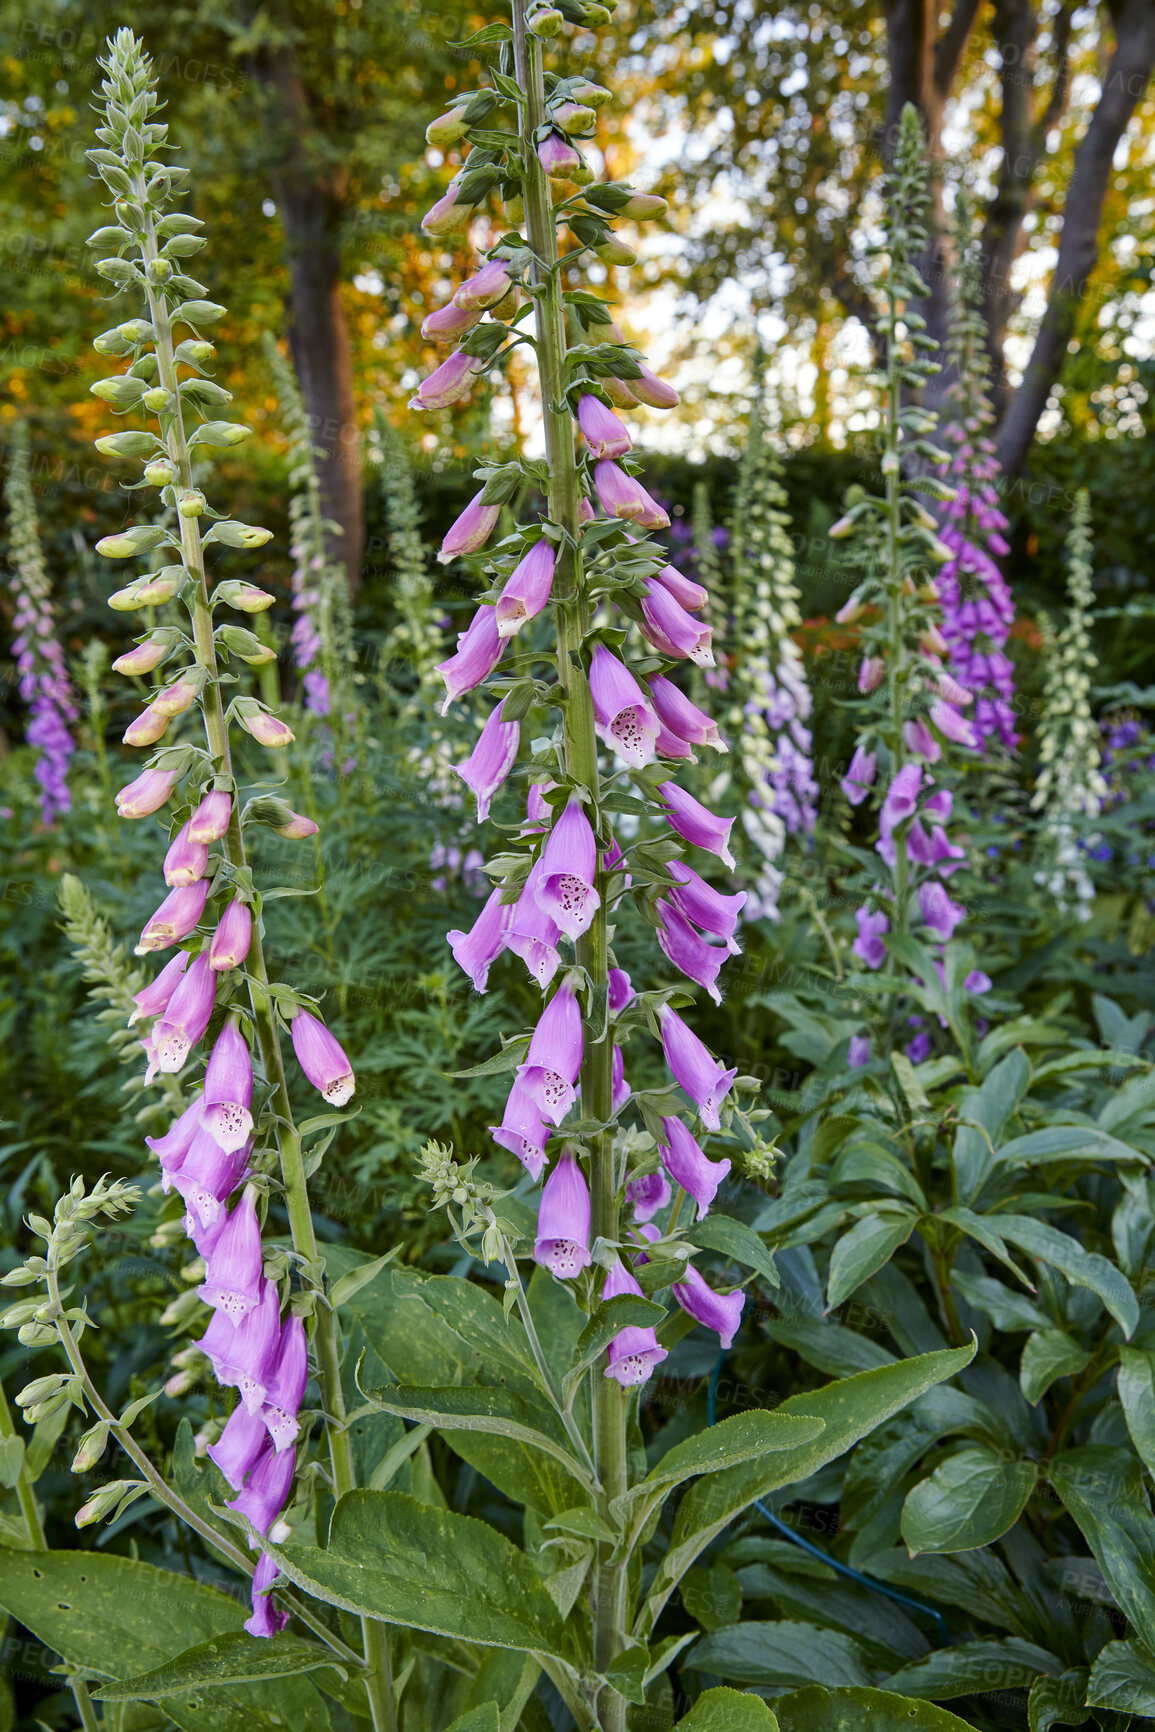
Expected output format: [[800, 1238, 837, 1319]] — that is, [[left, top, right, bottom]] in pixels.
[[202, 1020, 255, 1152], [590, 645, 660, 767], [631, 365, 679, 409], [209, 899, 252, 972], [490, 1076, 548, 1181], [225, 1436, 296, 1537], [858, 656, 885, 693], [290, 1010, 355, 1107], [647, 677, 725, 751], [608, 966, 634, 1012], [671, 1262, 744, 1348], [626, 1169, 670, 1222], [188, 788, 232, 843], [448, 887, 511, 993], [236, 707, 295, 749], [273, 810, 319, 840], [454, 698, 519, 823], [151, 952, 216, 1073], [409, 348, 482, 411], [517, 980, 582, 1125], [247, 1552, 289, 1641], [201, 1280, 281, 1413], [453, 259, 513, 310], [421, 300, 482, 343], [593, 460, 669, 527], [438, 492, 501, 564], [534, 1151, 592, 1278], [903, 718, 941, 763], [930, 699, 977, 749], [172, 1128, 250, 1236], [538, 130, 581, 176], [602, 1260, 668, 1386], [117, 765, 179, 818], [651, 563, 707, 612], [658, 781, 736, 870], [112, 634, 174, 676], [129, 949, 189, 1025], [138, 880, 210, 952], [199, 1189, 264, 1324], [841, 746, 877, 806], [435, 607, 504, 713], [918, 881, 965, 941], [207, 1402, 268, 1491], [146, 1097, 202, 1181], [123, 702, 170, 747], [612, 1043, 630, 1112], [536, 798, 600, 939], [655, 725, 695, 761], [848, 1034, 871, 1067], [657, 1005, 736, 1131], [656, 901, 726, 1004], [261, 1312, 308, 1452], [163, 821, 209, 888], [659, 1116, 730, 1219], [853, 906, 889, 969], [577, 394, 631, 459], [495, 541, 556, 638], [507, 859, 562, 989], [666, 861, 745, 953], [640, 583, 714, 666]]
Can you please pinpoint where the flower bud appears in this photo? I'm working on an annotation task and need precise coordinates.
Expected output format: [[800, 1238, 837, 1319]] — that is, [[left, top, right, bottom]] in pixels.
[[75, 1481, 138, 1528], [209, 898, 253, 971], [123, 703, 170, 747], [551, 100, 597, 135], [72, 1423, 110, 1474], [529, 6, 563, 34], [117, 766, 180, 818], [112, 628, 181, 676], [571, 79, 611, 107], [188, 788, 232, 843], [595, 237, 637, 267], [212, 580, 275, 613], [425, 106, 469, 147], [148, 257, 173, 283], [95, 431, 157, 457], [153, 665, 208, 718], [216, 624, 277, 665], [211, 520, 274, 549], [96, 525, 168, 559], [144, 457, 177, 486], [234, 699, 295, 748], [117, 320, 155, 344], [142, 386, 172, 411], [178, 489, 207, 518]]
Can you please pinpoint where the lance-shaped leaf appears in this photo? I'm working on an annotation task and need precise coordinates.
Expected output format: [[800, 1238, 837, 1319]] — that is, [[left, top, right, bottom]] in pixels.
[[886, 1638, 1063, 1700], [1087, 1640, 1155, 1716], [1118, 1346, 1155, 1478], [639, 1341, 975, 1632], [992, 1214, 1139, 1337], [774, 1685, 976, 1731], [1050, 1446, 1155, 1650], [686, 1214, 780, 1288], [998, 1125, 1145, 1166], [265, 1490, 576, 1662], [690, 1622, 872, 1691], [901, 1447, 1036, 1554], [676, 1685, 780, 1729], [361, 1384, 593, 1489], [826, 1209, 916, 1309], [94, 1632, 346, 1700]]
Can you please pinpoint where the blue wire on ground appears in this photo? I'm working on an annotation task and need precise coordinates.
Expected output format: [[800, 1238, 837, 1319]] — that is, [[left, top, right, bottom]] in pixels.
[[706, 1354, 953, 1648]]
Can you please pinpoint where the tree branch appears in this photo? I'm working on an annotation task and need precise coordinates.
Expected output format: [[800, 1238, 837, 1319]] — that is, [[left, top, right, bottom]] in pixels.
[[997, 0, 1155, 472], [934, 0, 983, 96]]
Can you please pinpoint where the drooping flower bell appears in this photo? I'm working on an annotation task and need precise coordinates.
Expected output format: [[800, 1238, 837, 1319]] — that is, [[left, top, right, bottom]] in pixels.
[[666, 862, 745, 954], [129, 949, 188, 1025], [188, 788, 232, 844], [577, 394, 631, 460], [438, 492, 501, 565], [435, 607, 504, 713], [453, 698, 520, 823], [536, 798, 600, 939], [626, 1169, 670, 1222], [209, 898, 252, 972], [261, 1311, 308, 1452], [163, 821, 210, 888], [533, 1151, 592, 1278], [506, 859, 562, 989], [589, 646, 660, 767], [647, 677, 726, 752], [151, 951, 216, 1073], [495, 541, 556, 638], [448, 886, 512, 993], [137, 880, 210, 954], [655, 901, 726, 1004], [657, 1005, 736, 1132], [290, 1009, 355, 1107], [117, 765, 180, 818], [640, 583, 714, 666], [201, 1019, 255, 1152], [602, 1260, 668, 1387], [671, 1261, 744, 1348], [841, 746, 877, 806], [658, 1116, 730, 1219], [658, 782, 736, 871], [199, 1188, 264, 1324], [853, 905, 889, 970], [490, 1075, 549, 1181], [517, 980, 582, 1126]]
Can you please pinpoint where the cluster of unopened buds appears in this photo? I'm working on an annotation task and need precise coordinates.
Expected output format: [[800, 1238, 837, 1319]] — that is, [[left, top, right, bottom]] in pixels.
[[412, 15, 760, 1380]]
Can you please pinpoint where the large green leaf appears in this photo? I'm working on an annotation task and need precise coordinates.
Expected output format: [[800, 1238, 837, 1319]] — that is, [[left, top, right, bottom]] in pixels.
[[265, 1490, 574, 1661], [998, 1125, 1145, 1166], [614, 1409, 825, 1532], [1050, 1448, 1155, 1650], [687, 1215, 780, 1287], [1019, 1331, 1092, 1405], [886, 1639, 1062, 1699], [640, 1342, 975, 1630], [826, 1211, 916, 1310], [1117, 1347, 1155, 1477], [689, 1620, 872, 1689], [94, 1633, 345, 1701], [993, 1214, 1139, 1337], [1087, 1640, 1155, 1715], [764, 1316, 894, 1377], [677, 1686, 779, 1728], [774, 1685, 976, 1730], [901, 1447, 1036, 1554], [0, 1550, 331, 1730], [361, 1384, 590, 1487], [953, 1048, 1032, 1202]]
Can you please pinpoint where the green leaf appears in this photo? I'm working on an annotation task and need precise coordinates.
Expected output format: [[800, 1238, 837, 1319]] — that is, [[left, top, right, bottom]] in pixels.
[[638, 1410, 825, 1500], [1118, 1346, 1155, 1477], [446, 1707, 502, 1732], [563, 1293, 665, 1407], [1028, 1669, 1091, 1732], [998, 1125, 1145, 1165], [1050, 1447, 1155, 1649], [886, 1639, 1063, 1700], [687, 1215, 779, 1287], [1087, 1640, 1155, 1715], [265, 1490, 573, 1660], [832, 1143, 926, 1209], [826, 1211, 915, 1309], [993, 1213, 1139, 1337], [901, 1447, 1036, 1554], [775, 1686, 976, 1730], [890, 1051, 931, 1111], [449, 1036, 530, 1080], [327, 1248, 398, 1309], [1019, 1331, 1091, 1405], [642, 1342, 975, 1628], [677, 1685, 780, 1728], [94, 1633, 345, 1700], [453, 20, 513, 46], [361, 1385, 590, 1486], [953, 1049, 1032, 1202], [950, 1269, 1045, 1333], [0, 1549, 332, 1729], [690, 1621, 872, 1689], [544, 1506, 617, 1544], [0, 1437, 24, 1489]]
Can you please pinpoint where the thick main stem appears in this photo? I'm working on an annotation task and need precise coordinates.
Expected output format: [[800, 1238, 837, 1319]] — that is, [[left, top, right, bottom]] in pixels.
[[512, 12, 628, 1723], [137, 212, 396, 1732]]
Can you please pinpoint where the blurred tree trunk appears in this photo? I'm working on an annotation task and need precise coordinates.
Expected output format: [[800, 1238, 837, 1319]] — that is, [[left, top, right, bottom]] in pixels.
[[245, 39, 364, 591]]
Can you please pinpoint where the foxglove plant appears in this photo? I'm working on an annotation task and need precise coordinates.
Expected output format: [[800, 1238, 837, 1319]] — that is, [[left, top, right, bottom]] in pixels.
[[937, 206, 1017, 753], [726, 388, 817, 920], [4, 421, 78, 823], [1032, 490, 1107, 919], [0, 33, 396, 1721]]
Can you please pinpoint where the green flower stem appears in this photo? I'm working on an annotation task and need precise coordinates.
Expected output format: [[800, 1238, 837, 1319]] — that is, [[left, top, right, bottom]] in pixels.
[[512, 7, 627, 1721], [131, 189, 396, 1732], [0, 1376, 46, 1547], [884, 277, 910, 948]]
